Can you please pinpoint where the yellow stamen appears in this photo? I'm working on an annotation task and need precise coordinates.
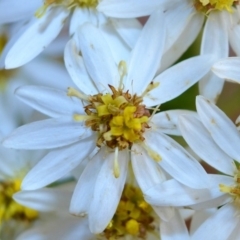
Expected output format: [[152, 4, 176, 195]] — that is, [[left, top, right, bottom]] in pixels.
[[142, 143, 162, 162], [67, 87, 89, 101], [141, 81, 160, 97], [118, 61, 127, 90]]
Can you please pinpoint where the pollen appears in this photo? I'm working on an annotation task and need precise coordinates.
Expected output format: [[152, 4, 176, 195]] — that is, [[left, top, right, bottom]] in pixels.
[[101, 185, 158, 240], [0, 179, 38, 224], [194, 0, 238, 13], [78, 85, 150, 150]]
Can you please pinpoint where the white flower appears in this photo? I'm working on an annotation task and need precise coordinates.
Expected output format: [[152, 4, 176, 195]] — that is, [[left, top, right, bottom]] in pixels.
[[0, 0, 143, 69], [176, 95, 240, 239], [100, 0, 240, 101], [3, 11, 213, 233]]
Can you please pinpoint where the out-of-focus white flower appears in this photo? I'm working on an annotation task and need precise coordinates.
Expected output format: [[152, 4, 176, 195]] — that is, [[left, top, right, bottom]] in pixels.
[[2, 11, 213, 233], [0, 0, 144, 69], [100, 0, 240, 102]]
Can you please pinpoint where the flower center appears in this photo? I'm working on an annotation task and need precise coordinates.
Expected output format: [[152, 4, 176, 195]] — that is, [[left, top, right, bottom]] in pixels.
[[101, 185, 157, 240], [194, 0, 239, 13], [69, 85, 150, 150], [36, 0, 98, 17], [0, 179, 38, 223]]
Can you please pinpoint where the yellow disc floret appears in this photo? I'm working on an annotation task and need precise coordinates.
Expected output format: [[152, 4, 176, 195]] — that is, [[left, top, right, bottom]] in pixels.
[[194, 0, 239, 13], [101, 185, 158, 240], [0, 179, 38, 223], [70, 85, 150, 150]]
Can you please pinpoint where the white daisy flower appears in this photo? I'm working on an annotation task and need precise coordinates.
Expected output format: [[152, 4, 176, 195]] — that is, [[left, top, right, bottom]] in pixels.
[[3, 11, 212, 233], [100, 0, 240, 101], [174, 95, 240, 239], [0, 0, 144, 69]]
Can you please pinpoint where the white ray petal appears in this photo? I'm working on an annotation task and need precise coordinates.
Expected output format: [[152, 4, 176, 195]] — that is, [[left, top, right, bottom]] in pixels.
[[21, 139, 95, 190], [125, 9, 166, 94], [89, 149, 128, 233], [179, 115, 235, 175], [196, 96, 240, 162], [151, 110, 198, 136], [4, 8, 69, 69], [144, 130, 209, 189], [3, 117, 91, 149]]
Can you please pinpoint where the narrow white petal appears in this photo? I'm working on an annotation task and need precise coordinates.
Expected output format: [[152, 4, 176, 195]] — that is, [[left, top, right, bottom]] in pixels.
[[179, 115, 235, 175], [125, 9, 166, 94], [191, 203, 238, 240], [13, 188, 71, 211], [229, 19, 240, 56], [160, 13, 204, 72], [77, 23, 118, 93], [15, 85, 83, 118], [144, 130, 209, 189], [153, 206, 174, 222], [212, 57, 240, 83], [0, 0, 42, 24], [3, 117, 91, 149], [89, 149, 129, 233], [196, 96, 240, 162], [131, 144, 166, 192], [21, 139, 95, 190], [64, 39, 98, 95], [160, 209, 190, 240], [97, 0, 161, 18], [144, 55, 214, 106], [5, 8, 69, 69], [145, 175, 227, 207], [70, 148, 102, 216], [198, 71, 224, 103], [228, 221, 240, 240], [100, 23, 130, 64], [110, 18, 142, 48], [201, 11, 228, 58], [69, 8, 89, 35], [151, 110, 198, 136]]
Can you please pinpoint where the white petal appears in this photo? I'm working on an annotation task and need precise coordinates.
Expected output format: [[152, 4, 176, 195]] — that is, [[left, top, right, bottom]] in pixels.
[[145, 175, 227, 207], [4, 8, 69, 69], [160, 13, 204, 72], [3, 117, 91, 149], [153, 206, 174, 222], [69, 8, 90, 36], [77, 23, 118, 93], [151, 110, 198, 136], [0, 0, 42, 24], [160, 209, 190, 240], [70, 148, 102, 216], [179, 115, 235, 175], [64, 39, 98, 95], [144, 130, 209, 189], [110, 18, 142, 49], [13, 188, 71, 211], [144, 55, 214, 106], [229, 18, 240, 56], [198, 71, 224, 103], [97, 0, 161, 18], [15, 85, 83, 118], [21, 139, 95, 190], [89, 149, 129, 233], [228, 221, 240, 240], [196, 96, 240, 162], [131, 144, 166, 192], [125, 9, 166, 94], [201, 11, 228, 58], [191, 203, 238, 240], [100, 22, 130, 64], [212, 57, 240, 83]]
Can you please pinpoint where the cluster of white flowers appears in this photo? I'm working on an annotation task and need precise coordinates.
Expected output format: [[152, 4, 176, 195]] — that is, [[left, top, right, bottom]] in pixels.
[[1, 0, 240, 239]]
